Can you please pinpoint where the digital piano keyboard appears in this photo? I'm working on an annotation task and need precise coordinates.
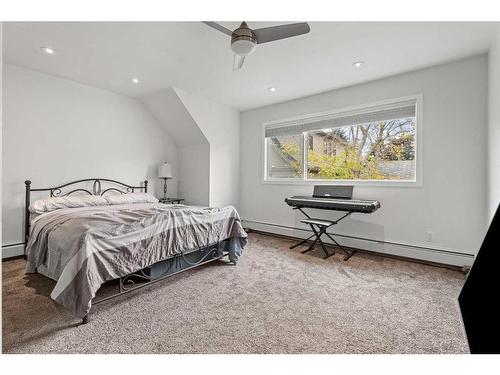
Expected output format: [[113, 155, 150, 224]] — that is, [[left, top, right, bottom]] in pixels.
[[284, 185, 380, 260], [284, 196, 380, 213]]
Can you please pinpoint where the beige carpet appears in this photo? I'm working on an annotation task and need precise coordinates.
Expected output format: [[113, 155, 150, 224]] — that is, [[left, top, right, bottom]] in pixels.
[[2, 232, 469, 353]]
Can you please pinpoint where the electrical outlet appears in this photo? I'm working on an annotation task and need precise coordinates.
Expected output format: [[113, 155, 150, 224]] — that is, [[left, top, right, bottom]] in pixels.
[[425, 231, 433, 242]]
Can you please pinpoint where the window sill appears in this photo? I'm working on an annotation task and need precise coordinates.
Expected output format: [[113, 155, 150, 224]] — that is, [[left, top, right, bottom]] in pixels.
[[262, 178, 422, 188]]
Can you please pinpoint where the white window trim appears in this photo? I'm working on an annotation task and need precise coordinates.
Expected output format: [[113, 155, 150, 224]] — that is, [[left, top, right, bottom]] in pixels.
[[261, 94, 424, 187]]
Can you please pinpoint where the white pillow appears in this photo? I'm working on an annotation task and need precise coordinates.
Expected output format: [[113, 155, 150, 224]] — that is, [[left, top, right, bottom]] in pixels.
[[29, 195, 108, 214], [104, 192, 158, 205]]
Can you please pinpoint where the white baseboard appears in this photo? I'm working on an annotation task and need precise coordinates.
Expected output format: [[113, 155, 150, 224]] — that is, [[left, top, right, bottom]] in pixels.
[[243, 220, 474, 268], [2, 244, 25, 259]]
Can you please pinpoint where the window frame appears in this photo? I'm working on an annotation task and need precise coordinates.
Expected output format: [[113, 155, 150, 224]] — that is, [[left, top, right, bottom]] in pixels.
[[262, 94, 423, 187]]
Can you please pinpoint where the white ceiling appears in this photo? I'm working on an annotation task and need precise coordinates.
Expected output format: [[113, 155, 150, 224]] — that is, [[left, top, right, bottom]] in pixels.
[[3, 22, 498, 111]]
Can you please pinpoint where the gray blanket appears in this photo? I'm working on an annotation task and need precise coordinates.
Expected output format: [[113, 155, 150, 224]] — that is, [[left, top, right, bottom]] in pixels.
[[26, 203, 247, 318]]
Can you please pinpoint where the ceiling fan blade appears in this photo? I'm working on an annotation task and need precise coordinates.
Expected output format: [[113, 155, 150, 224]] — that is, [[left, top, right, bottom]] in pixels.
[[202, 22, 233, 37], [233, 54, 245, 70], [254, 22, 310, 44]]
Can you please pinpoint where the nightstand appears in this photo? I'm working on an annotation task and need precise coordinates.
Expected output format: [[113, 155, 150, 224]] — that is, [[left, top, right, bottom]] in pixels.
[[159, 198, 184, 204]]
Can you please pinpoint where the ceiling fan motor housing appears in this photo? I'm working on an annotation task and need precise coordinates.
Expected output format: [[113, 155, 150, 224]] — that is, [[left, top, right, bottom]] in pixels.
[[231, 22, 257, 56]]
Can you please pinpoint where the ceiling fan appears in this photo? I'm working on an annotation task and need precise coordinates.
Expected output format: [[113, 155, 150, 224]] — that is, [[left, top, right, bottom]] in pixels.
[[203, 21, 310, 70]]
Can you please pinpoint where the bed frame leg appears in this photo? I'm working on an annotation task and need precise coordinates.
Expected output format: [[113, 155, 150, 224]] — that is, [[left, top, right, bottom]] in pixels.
[[82, 314, 89, 325]]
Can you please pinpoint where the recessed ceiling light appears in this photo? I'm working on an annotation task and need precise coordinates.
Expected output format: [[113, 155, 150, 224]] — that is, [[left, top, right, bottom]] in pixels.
[[269, 87, 276, 92], [132, 77, 140, 84], [40, 46, 56, 55], [353, 61, 364, 68]]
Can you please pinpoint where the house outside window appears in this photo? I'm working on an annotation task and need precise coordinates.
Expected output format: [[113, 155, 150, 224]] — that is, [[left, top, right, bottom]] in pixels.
[[264, 96, 422, 185]]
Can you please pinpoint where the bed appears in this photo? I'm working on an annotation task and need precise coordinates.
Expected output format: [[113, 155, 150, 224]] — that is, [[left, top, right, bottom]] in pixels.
[[24, 178, 247, 324]]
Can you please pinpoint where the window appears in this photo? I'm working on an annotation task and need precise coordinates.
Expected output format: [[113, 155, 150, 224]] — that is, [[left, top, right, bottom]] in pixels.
[[323, 137, 337, 157], [264, 97, 419, 183], [266, 133, 304, 179]]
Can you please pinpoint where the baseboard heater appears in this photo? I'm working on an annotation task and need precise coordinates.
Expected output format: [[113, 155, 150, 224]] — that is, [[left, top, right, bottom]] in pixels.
[[242, 219, 474, 268]]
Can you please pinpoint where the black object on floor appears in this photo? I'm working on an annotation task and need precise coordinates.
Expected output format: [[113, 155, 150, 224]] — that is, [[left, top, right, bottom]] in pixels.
[[286, 185, 379, 261], [458, 203, 500, 354], [291, 216, 356, 260]]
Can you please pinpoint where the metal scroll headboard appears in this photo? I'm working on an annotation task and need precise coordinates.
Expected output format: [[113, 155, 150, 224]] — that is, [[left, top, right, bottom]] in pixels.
[[24, 178, 148, 244]]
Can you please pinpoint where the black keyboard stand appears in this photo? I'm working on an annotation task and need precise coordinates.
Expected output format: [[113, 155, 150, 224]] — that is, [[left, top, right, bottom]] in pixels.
[[290, 207, 356, 261]]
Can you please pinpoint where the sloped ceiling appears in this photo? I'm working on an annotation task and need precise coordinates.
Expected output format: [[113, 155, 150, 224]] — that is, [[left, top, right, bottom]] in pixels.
[[141, 87, 208, 147]]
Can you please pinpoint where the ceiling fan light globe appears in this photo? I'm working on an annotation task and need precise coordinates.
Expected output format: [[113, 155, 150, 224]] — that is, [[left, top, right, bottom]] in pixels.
[[231, 39, 256, 56]]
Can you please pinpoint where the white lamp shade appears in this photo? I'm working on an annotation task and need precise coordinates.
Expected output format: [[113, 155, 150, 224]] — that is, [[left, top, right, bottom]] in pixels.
[[231, 39, 256, 56], [158, 163, 173, 178]]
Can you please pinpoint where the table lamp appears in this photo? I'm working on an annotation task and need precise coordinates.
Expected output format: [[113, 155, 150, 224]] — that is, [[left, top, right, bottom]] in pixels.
[[158, 162, 173, 199]]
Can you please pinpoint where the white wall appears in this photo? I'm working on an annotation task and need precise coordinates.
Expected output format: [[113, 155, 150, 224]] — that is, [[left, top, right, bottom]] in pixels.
[[488, 27, 500, 221], [2, 64, 178, 258], [175, 88, 240, 208], [178, 144, 210, 206], [240, 55, 488, 266], [141, 88, 210, 206]]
